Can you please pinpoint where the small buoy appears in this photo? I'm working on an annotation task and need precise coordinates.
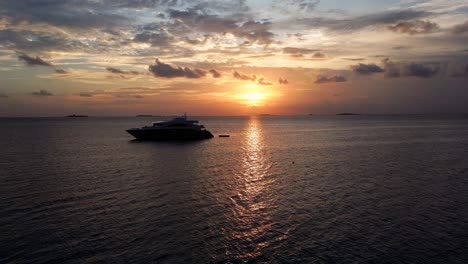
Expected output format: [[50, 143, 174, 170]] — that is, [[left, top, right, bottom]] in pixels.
[[219, 135, 230, 137]]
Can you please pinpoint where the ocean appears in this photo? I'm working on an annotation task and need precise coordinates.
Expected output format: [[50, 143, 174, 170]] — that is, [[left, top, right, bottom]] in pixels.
[[1, 115, 467, 263]]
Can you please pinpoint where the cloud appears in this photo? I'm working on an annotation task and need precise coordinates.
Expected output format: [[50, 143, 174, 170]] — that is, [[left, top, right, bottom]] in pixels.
[[209, 69, 221, 78], [392, 46, 410, 50], [279, 77, 289, 84], [405, 63, 439, 77], [106, 67, 139, 75], [312, 52, 325, 58], [351, 63, 384, 75], [342, 58, 365, 61], [0, 93, 8, 98], [297, 9, 432, 32], [112, 93, 145, 99], [383, 59, 439, 78], [168, 8, 275, 45], [132, 31, 174, 47], [148, 59, 207, 78], [79, 93, 93, 97], [0, 29, 86, 53], [387, 20, 439, 35], [31, 90, 53, 96], [452, 63, 468, 77], [283, 47, 324, 59], [233, 71, 256, 81], [283, 47, 321, 54], [116, 0, 181, 9], [258, 78, 273, 85], [0, 1, 130, 31], [54, 68, 69, 74], [315, 75, 347, 84], [18, 54, 53, 67], [451, 20, 468, 35], [273, 0, 320, 13]]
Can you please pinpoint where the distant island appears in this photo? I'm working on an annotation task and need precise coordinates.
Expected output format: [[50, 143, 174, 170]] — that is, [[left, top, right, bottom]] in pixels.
[[136, 115, 153, 117], [66, 114, 88, 117], [336, 113, 360, 116]]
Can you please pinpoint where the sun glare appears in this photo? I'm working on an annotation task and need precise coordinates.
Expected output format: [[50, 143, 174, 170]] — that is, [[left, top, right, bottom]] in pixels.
[[241, 92, 266, 106]]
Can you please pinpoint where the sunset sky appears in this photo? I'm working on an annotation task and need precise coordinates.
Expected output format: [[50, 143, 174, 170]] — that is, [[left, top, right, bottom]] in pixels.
[[1, 0, 467, 116]]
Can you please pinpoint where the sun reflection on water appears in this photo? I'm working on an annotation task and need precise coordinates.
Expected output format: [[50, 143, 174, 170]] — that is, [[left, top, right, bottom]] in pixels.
[[224, 116, 287, 260]]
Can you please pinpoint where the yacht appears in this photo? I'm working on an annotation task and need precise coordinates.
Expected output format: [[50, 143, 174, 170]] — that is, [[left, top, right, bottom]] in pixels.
[[126, 114, 214, 140]]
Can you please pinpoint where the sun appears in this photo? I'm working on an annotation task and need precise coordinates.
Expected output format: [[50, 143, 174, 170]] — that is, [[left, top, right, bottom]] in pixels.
[[241, 92, 267, 106]]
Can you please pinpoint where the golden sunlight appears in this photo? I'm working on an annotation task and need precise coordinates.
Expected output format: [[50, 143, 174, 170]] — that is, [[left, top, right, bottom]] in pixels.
[[240, 92, 267, 106]]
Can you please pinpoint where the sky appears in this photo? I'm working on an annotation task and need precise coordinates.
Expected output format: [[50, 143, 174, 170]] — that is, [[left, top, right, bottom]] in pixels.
[[0, 0, 467, 116]]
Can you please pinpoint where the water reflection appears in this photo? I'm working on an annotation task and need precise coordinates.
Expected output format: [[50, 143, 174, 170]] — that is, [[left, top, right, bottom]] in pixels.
[[225, 117, 284, 261]]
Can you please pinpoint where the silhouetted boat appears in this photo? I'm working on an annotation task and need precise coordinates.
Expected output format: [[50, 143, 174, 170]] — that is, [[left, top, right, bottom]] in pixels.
[[126, 114, 214, 140]]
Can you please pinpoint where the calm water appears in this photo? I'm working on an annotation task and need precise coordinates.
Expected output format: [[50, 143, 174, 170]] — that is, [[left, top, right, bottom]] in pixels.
[[1, 115, 468, 263]]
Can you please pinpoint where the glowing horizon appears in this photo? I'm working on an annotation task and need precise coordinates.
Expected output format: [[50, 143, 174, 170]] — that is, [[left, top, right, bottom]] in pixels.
[[0, 0, 468, 116]]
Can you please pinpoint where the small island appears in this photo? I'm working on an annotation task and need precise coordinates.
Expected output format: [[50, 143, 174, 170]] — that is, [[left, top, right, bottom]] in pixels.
[[66, 114, 88, 117], [336, 113, 360, 116], [136, 115, 153, 117]]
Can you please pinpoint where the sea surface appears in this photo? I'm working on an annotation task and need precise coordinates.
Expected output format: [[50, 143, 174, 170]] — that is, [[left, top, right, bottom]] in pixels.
[[1, 115, 467, 263]]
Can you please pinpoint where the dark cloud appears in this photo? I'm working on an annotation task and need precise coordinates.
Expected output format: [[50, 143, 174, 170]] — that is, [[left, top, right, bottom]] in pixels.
[[387, 20, 439, 35], [0, 29, 86, 53], [383, 59, 400, 78], [31, 90, 53, 96], [133, 31, 174, 47], [79, 93, 93, 97], [405, 63, 438, 77], [183, 36, 209, 45], [279, 77, 289, 84], [148, 59, 207, 78], [209, 69, 222, 78], [235, 20, 275, 45], [116, 0, 180, 9], [106, 67, 139, 75], [351, 63, 384, 75], [112, 93, 145, 99], [168, 8, 275, 45], [297, 9, 432, 32], [315, 75, 347, 84], [392, 46, 410, 50], [283, 47, 323, 59], [312, 52, 325, 58], [233, 71, 256, 81], [0, 1, 130, 31], [383, 59, 439, 78], [283, 47, 321, 54], [342, 58, 365, 61], [258, 78, 273, 85], [0, 93, 8, 98], [451, 21, 468, 35], [54, 68, 69, 74], [18, 54, 53, 67], [452, 63, 468, 78]]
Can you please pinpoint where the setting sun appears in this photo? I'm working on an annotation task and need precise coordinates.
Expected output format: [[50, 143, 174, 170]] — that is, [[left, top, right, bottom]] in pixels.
[[240, 92, 267, 106]]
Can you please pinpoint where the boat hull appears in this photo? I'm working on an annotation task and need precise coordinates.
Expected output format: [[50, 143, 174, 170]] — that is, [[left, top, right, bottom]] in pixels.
[[126, 128, 214, 140]]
